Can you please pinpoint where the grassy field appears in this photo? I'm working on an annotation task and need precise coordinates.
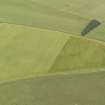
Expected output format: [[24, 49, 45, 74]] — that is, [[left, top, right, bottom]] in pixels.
[[87, 23, 105, 41], [50, 36, 105, 72], [0, 23, 70, 82], [0, 71, 105, 105], [0, 0, 104, 36], [34, 0, 105, 38], [35, 0, 105, 21], [0, 23, 105, 83], [0, 0, 105, 104], [0, 0, 89, 35]]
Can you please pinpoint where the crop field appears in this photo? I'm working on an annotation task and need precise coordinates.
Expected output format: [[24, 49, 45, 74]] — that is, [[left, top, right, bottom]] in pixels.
[[0, 0, 105, 105]]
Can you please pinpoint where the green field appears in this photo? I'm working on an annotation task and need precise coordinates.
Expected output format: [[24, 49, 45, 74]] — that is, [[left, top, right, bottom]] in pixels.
[[35, 0, 105, 21], [0, 0, 105, 105], [0, 71, 105, 105], [87, 23, 105, 41], [0, 23, 69, 82], [0, 23, 105, 83], [50, 36, 105, 72], [0, 0, 89, 35]]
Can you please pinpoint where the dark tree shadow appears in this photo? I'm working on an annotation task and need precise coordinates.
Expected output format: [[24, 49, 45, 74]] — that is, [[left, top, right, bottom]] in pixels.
[[81, 19, 101, 36]]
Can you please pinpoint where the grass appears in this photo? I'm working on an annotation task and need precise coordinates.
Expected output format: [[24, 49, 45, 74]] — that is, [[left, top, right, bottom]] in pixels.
[[0, 23, 69, 82], [0, 0, 105, 104], [0, 0, 104, 36], [0, 0, 104, 37], [34, 0, 105, 37], [0, 71, 105, 105], [50, 36, 105, 72], [87, 23, 105, 41], [0, 0, 89, 35], [36, 0, 105, 21], [0, 23, 105, 83]]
